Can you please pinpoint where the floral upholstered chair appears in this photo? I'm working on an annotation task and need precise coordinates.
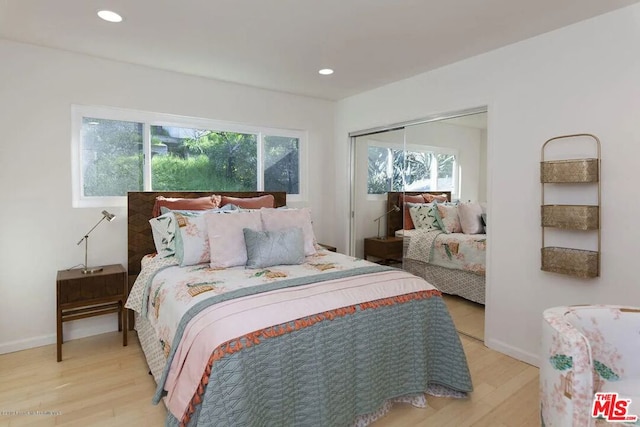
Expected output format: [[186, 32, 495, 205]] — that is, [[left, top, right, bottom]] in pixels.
[[541, 305, 640, 426]]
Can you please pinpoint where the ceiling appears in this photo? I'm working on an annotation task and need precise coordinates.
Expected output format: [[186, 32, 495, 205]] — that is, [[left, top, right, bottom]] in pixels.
[[1, 0, 638, 100]]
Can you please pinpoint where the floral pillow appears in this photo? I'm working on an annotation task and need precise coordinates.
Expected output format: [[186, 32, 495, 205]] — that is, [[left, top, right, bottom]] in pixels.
[[159, 204, 237, 216], [408, 203, 440, 230], [174, 213, 212, 267], [434, 204, 462, 233], [149, 207, 237, 258]]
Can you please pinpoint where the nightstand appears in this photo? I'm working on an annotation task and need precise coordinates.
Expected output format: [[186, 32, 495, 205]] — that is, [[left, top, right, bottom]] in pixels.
[[363, 237, 403, 264], [318, 243, 337, 252], [56, 264, 127, 362]]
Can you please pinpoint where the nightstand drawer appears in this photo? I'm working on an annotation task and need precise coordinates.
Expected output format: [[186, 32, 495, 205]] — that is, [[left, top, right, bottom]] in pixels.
[[59, 274, 125, 304], [363, 237, 404, 264]]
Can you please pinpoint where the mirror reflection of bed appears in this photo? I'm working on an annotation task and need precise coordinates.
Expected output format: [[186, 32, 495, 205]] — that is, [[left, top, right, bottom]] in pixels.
[[350, 110, 487, 342], [387, 191, 486, 341]]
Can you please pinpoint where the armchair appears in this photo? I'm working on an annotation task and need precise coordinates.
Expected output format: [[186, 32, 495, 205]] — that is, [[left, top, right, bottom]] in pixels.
[[541, 305, 640, 426]]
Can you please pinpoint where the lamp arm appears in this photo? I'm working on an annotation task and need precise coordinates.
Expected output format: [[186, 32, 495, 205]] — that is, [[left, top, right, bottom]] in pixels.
[[373, 205, 400, 239], [372, 205, 400, 223], [76, 216, 107, 246]]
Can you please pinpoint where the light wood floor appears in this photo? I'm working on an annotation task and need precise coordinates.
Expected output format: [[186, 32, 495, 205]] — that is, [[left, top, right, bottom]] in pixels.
[[442, 294, 486, 342], [0, 331, 539, 427]]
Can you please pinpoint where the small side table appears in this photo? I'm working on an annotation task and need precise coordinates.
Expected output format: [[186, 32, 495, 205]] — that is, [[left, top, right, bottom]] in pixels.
[[318, 243, 337, 252], [364, 237, 403, 264], [56, 264, 127, 362]]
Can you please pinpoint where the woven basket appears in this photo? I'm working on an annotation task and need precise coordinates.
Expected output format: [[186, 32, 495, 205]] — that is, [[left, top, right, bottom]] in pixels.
[[541, 205, 599, 230], [541, 247, 599, 278], [540, 159, 598, 183]]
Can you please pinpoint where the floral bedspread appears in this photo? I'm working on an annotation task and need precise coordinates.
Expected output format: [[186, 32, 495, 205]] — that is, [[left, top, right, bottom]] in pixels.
[[127, 250, 377, 361], [405, 229, 486, 275], [125, 249, 470, 424]]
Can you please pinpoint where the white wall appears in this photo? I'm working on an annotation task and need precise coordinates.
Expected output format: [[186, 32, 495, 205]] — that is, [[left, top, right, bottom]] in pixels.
[[335, 4, 640, 365], [0, 40, 335, 354]]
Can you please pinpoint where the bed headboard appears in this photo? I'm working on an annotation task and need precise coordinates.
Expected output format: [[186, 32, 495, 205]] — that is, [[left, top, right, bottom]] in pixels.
[[386, 191, 452, 238], [127, 191, 286, 279]]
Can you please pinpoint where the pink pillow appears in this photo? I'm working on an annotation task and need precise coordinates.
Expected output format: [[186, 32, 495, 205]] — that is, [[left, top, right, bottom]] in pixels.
[[152, 195, 221, 218], [205, 211, 263, 268], [260, 208, 317, 256], [458, 202, 484, 234], [399, 194, 425, 230], [220, 195, 275, 209], [422, 193, 449, 203]]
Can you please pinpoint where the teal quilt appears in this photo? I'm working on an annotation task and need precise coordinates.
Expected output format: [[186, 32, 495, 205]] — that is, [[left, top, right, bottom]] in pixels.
[[165, 294, 472, 427]]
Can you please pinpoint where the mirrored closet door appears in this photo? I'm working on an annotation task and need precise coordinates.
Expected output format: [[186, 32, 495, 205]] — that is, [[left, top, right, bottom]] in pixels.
[[351, 128, 405, 262], [349, 109, 487, 342]]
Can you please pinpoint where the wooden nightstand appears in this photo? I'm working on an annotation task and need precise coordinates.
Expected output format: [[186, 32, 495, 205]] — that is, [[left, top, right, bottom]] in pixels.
[[56, 264, 127, 362], [364, 237, 403, 264], [318, 243, 337, 252]]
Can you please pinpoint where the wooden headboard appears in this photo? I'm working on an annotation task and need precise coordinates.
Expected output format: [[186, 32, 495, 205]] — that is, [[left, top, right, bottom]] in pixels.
[[386, 191, 452, 237], [127, 191, 286, 279]]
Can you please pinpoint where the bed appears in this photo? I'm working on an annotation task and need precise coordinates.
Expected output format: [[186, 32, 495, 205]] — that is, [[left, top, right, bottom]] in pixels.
[[126, 191, 473, 427], [387, 192, 486, 305]]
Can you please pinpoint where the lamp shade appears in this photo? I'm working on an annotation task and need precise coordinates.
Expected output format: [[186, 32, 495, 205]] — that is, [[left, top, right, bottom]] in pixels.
[[102, 210, 116, 221]]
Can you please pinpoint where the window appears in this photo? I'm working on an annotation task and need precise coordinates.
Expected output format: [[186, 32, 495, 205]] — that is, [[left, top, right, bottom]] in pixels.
[[367, 143, 458, 196], [72, 106, 305, 207]]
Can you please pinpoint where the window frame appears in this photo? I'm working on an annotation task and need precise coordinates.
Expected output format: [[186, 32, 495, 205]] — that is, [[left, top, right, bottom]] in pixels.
[[71, 105, 307, 208], [365, 140, 459, 200]]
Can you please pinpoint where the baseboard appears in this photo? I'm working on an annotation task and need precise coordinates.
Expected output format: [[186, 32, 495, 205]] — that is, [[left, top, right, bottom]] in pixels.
[[0, 320, 118, 355], [0, 334, 55, 355], [484, 337, 540, 368]]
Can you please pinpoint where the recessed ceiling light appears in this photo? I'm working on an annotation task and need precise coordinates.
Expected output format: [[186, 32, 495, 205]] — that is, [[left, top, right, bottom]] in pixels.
[[318, 68, 334, 75], [97, 10, 123, 23]]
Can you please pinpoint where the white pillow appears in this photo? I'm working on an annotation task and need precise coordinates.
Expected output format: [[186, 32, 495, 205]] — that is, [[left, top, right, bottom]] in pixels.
[[260, 208, 317, 256], [206, 211, 263, 268], [458, 202, 484, 234]]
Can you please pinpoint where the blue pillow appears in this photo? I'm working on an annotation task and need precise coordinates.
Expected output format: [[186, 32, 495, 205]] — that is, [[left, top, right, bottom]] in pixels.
[[159, 204, 237, 215], [243, 227, 305, 269]]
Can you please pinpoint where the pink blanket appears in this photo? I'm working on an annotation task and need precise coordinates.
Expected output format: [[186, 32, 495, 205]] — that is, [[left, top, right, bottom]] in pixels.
[[163, 269, 436, 418]]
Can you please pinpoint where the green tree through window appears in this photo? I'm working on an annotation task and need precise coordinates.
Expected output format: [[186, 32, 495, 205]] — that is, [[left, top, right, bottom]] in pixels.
[[82, 118, 143, 197], [76, 111, 302, 204], [367, 145, 456, 194]]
